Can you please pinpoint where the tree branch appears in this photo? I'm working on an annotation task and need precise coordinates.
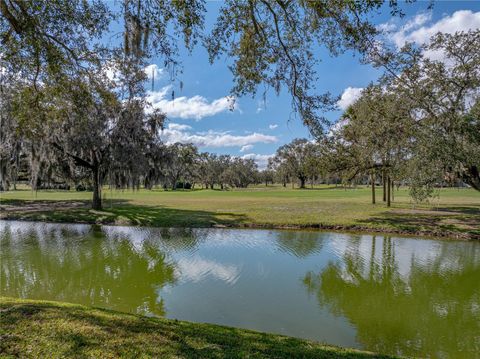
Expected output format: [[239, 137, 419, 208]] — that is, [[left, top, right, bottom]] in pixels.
[[51, 142, 93, 169], [0, 0, 22, 34]]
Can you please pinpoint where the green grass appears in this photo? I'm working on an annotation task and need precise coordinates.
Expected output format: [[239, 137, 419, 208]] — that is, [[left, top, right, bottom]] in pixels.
[[0, 297, 395, 359], [1, 185, 479, 239]]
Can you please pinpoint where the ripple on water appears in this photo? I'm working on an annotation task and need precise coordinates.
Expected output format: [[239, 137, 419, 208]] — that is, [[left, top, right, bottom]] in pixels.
[[1, 221, 479, 359]]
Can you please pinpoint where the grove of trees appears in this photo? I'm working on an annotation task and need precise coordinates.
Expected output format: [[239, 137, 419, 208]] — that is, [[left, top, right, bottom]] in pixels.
[[1, 1, 478, 209]]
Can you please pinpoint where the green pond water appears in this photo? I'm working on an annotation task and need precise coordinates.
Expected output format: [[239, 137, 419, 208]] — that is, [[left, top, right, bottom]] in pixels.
[[1, 221, 479, 358]]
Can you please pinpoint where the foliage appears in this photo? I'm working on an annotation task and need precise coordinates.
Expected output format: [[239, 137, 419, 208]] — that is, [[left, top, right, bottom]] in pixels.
[[270, 138, 321, 188], [221, 157, 258, 188], [323, 30, 480, 202], [205, 0, 409, 133], [5, 73, 166, 209], [0, 0, 206, 208], [2, 2, 479, 207], [163, 143, 199, 190], [381, 30, 480, 193], [0, 0, 110, 84], [204, 153, 232, 189], [0, 73, 22, 191], [325, 84, 414, 204]]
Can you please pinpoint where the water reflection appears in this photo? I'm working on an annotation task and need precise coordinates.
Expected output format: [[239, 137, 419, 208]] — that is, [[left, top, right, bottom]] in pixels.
[[304, 235, 480, 358], [0, 222, 200, 316], [276, 230, 324, 258], [176, 257, 239, 285], [1, 221, 479, 358]]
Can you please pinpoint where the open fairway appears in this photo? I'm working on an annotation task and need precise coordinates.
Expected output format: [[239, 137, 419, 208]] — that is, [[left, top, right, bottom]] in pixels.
[[1, 185, 479, 239]]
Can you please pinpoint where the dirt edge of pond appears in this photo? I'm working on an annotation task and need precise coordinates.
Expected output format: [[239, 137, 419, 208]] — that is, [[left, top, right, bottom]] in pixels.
[[1, 211, 478, 241]]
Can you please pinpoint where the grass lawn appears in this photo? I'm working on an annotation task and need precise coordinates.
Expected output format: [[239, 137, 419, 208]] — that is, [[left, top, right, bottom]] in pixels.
[[0, 297, 395, 359], [1, 185, 479, 239]]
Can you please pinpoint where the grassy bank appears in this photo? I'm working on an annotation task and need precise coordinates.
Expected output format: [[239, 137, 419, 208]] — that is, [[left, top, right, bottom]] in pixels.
[[0, 297, 394, 358], [1, 185, 479, 239]]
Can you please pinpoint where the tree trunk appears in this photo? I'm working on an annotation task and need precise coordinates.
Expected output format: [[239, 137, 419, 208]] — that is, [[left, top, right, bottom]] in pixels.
[[391, 180, 394, 202], [371, 172, 376, 204], [92, 166, 102, 210], [299, 177, 305, 189], [387, 174, 391, 207], [382, 170, 386, 202], [463, 166, 480, 191]]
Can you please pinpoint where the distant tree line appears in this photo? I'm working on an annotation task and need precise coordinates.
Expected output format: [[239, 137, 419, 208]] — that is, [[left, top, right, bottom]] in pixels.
[[0, 136, 262, 193]]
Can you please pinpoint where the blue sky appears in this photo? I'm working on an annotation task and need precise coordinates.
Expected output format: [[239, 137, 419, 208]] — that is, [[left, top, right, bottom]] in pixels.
[[133, 1, 480, 168]]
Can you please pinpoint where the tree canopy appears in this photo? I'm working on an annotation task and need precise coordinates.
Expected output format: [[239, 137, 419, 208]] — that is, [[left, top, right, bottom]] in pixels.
[[2, 1, 479, 207]]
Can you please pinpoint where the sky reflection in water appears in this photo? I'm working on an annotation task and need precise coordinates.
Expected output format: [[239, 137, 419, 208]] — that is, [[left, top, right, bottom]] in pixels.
[[1, 221, 479, 358]]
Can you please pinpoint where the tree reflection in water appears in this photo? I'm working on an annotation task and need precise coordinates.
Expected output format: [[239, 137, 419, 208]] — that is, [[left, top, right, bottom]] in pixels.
[[0, 222, 206, 317], [303, 235, 480, 358], [2, 222, 479, 358], [275, 230, 325, 258]]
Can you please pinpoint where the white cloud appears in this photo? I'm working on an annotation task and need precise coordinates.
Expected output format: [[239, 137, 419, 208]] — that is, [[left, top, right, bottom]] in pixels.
[[144, 64, 164, 80], [241, 153, 274, 170], [384, 10, 480, 49], [403, 12, 432, 32], [377, 21, 397, 33], [161, 123, 278, 148], [337, 87, 363, 110], [268, 124, 278, 130], [175, 256, 240, 284], [166, 123, 192, 131], [146, 86, 237, 120], [240, 145, 254, 152]]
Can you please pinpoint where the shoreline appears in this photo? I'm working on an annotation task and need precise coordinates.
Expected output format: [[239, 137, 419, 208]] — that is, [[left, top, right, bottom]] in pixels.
[[0, 297, 395, 358], [1, 186, 478, 241], [1, 212, 477, 241]]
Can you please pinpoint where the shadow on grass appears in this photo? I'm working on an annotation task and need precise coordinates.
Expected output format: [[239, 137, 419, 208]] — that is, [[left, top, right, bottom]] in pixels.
[[1, 198, 247, 228], [359, 205, 480, 237], [0, 299, 392, 358], [434, 206, 480, 216], [0, 198, 93, 207], [294, 186, 345, 191], [108, 204, 248, 227]]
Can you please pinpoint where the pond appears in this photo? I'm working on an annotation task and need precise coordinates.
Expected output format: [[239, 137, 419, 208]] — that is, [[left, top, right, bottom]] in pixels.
[[1, 221, 479, 358]]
